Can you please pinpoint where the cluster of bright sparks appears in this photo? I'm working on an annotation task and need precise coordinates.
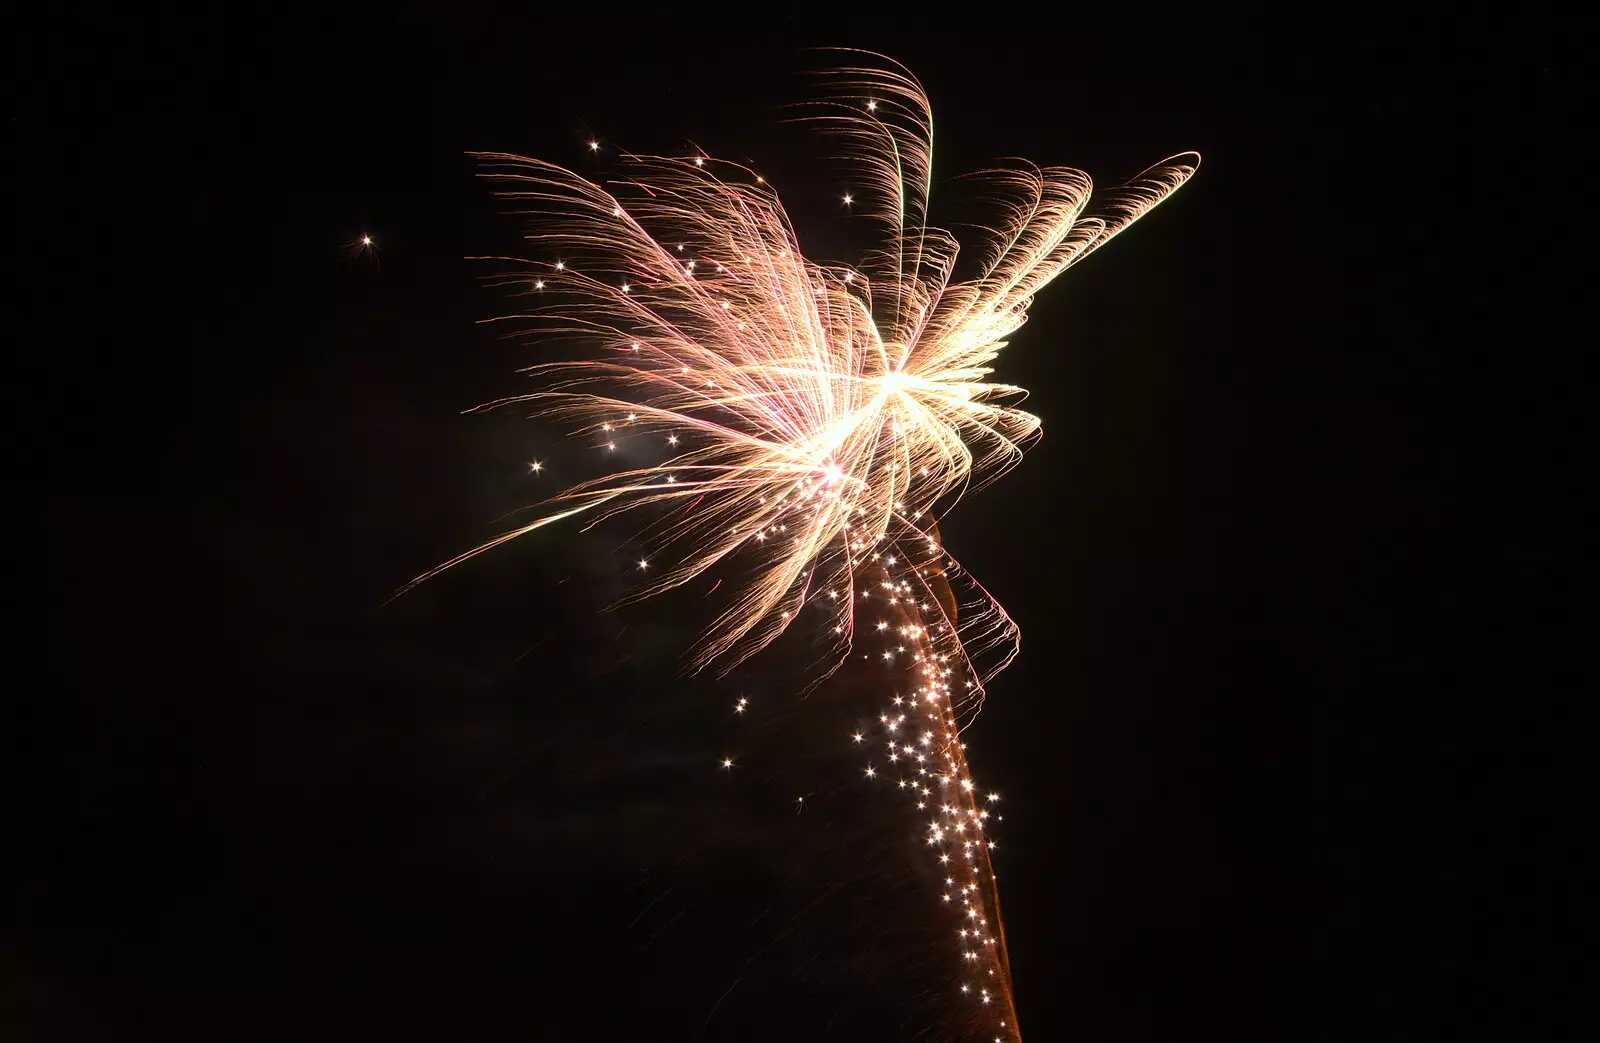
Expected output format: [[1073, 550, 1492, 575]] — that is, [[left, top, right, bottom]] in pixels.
[[409, 53, 1195, 1041]]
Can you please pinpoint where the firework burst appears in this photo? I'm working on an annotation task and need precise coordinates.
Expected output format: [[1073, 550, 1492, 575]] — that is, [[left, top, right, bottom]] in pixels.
[[407, 52, 1196, 1040]]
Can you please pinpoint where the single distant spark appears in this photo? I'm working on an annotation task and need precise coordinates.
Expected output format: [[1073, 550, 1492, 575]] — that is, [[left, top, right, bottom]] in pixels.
[[403, 52, 1196, 1043], [344, 232, 379, 264]]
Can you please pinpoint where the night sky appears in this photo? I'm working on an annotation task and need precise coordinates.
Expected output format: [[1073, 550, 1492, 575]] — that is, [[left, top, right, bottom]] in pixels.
[[28, 6, 1576, 1042]]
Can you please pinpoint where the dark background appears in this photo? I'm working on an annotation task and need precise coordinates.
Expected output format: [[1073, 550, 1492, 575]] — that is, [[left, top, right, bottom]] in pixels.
[[25, 4, 1577, 1041]]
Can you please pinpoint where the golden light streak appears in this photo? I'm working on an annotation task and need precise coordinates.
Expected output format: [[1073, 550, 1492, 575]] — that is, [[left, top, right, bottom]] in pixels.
[[406, 51, 1195, 1041]]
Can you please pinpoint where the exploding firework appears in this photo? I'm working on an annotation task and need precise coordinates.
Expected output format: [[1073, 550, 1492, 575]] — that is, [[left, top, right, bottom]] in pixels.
[[407, 52, 1195, 1040]]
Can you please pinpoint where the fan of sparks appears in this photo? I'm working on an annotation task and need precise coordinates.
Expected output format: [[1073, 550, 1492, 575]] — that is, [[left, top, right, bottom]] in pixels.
[[409, 53, 1196, 1040]]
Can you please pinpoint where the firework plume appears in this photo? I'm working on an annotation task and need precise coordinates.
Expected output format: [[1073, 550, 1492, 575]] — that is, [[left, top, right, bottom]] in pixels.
[[408, 52, 1196, 1040]]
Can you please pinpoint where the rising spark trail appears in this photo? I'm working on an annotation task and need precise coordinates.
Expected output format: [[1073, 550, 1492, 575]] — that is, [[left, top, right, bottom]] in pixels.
[[406, 52, 1196, 1041]]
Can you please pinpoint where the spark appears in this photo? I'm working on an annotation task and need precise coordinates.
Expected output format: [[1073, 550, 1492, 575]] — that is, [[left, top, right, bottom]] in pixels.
[[345, 233, 380, 262]]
